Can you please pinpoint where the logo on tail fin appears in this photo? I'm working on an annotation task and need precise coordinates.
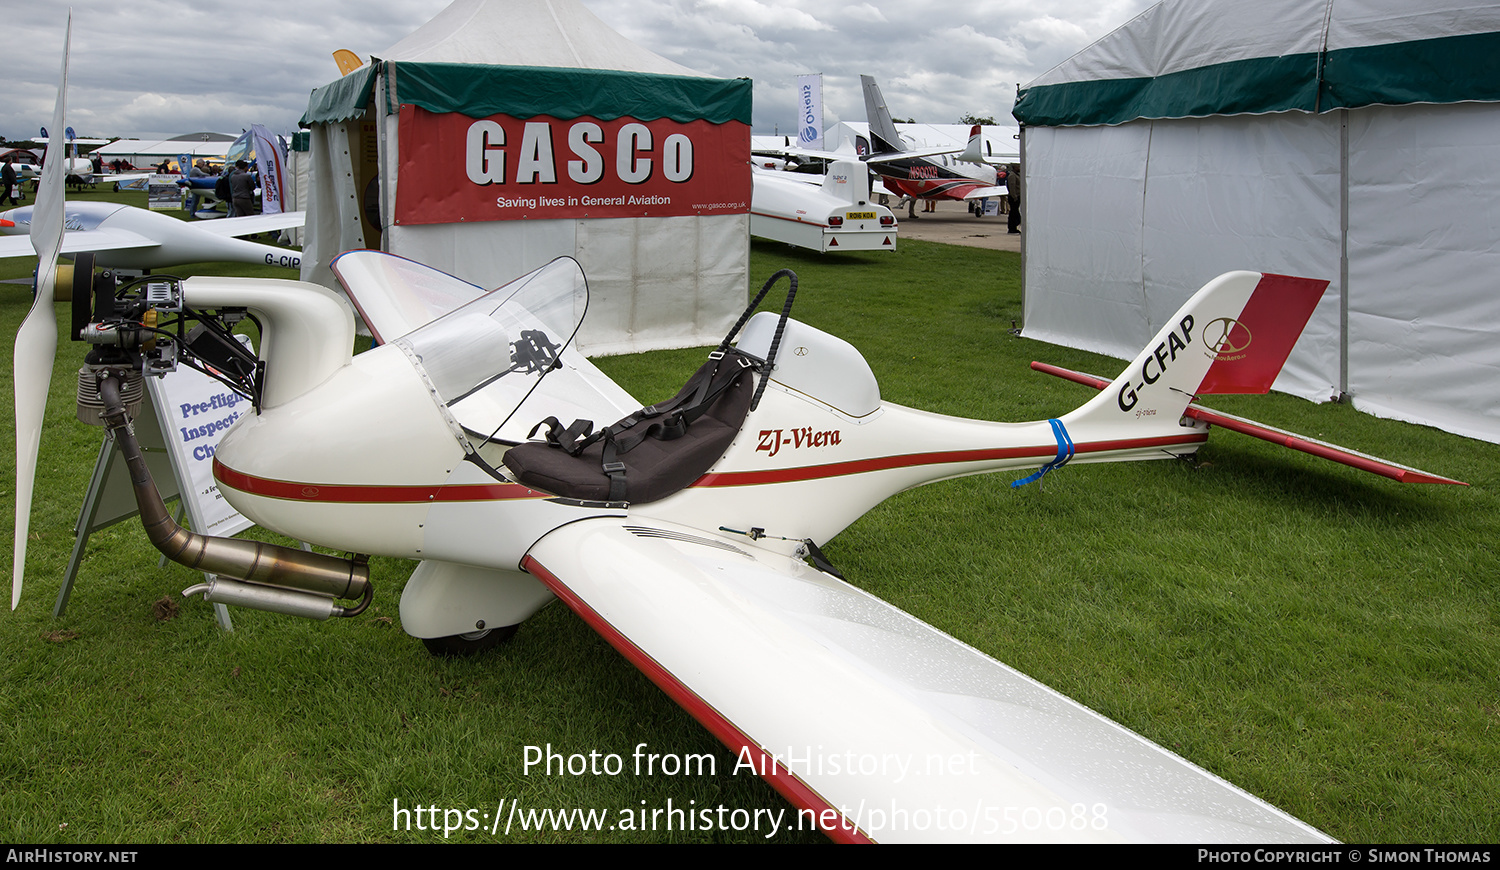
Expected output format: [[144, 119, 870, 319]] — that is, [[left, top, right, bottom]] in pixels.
[[1204, 317, 1252, 358]]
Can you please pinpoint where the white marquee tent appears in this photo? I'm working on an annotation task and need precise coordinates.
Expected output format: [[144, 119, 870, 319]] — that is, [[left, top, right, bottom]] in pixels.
[[299, 0, 753, 355], [1013, 0, 1500, 443]]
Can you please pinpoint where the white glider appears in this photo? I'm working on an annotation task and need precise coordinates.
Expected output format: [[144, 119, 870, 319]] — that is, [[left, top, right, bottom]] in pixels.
[[0, 200, 303, 271]]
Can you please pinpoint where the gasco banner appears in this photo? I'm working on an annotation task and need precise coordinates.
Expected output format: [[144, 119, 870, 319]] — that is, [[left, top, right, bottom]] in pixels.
[[395, 105, 749, 225]]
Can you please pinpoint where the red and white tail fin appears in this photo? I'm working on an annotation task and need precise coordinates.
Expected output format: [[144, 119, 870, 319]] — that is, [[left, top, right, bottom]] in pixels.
[[1038, 271, 1464, 485], [1061, 271, 1327, 432], [958, 125, 985, 164]]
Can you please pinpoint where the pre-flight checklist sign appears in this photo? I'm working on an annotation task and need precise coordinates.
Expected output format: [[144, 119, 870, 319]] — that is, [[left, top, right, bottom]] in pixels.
[[57, 355, 255, 631], [388, 65, 752, 225]]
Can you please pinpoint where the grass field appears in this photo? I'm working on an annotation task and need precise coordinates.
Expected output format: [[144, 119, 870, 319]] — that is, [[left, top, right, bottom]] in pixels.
[[2, 189, 1498, 843]]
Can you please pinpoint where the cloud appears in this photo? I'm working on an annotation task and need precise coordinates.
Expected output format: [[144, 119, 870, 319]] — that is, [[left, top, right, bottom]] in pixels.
[[0, 0, 1154, 141]]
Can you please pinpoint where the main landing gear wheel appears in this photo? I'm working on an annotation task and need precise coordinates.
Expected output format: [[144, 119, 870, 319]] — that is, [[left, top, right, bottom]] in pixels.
[[421, 624, 520, 657]]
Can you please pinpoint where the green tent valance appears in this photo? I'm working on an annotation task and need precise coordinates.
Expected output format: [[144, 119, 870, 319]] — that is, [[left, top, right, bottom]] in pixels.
[[1015, 27, 1500, 127], [302, 61, 751, 127]]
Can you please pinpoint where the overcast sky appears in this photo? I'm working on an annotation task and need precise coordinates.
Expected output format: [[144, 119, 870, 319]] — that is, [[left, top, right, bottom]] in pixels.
[[2, 0, 1153, 142]]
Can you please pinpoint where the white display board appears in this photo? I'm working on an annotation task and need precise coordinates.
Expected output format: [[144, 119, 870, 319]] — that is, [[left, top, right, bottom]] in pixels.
[[55, 362, 256, 629]]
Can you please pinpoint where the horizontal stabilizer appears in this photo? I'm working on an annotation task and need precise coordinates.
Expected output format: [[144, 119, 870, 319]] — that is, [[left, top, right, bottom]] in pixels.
[[1181, 405, 1467, 485], [1032, 362, 1466, 485]]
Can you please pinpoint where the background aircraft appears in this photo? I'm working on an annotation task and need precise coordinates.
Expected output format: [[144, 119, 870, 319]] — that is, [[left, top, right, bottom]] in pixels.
[[0, 200, 304, 271], [753, 77, 1010, 219], [19, 130, 153, 189], [858, 75, 1007, 214]]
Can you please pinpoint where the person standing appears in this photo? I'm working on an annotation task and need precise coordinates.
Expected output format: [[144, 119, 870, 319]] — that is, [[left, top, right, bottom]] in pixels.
[[1, 157, 18, 205], [1006, 162, 1022, 234], [229, 160, 256, 218]]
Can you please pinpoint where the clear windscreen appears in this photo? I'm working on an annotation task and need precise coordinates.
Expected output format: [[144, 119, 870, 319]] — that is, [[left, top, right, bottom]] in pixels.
[[394, 258, 587, 445]]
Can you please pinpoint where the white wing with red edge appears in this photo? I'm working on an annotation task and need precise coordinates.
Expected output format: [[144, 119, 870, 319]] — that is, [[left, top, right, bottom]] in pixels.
[[522, 517, 1334, 844]]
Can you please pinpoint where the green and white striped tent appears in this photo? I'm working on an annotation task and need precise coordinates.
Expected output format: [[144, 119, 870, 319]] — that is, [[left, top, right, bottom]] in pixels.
[[299, 0, 752, 356], [1013, 0, 1500, 442]]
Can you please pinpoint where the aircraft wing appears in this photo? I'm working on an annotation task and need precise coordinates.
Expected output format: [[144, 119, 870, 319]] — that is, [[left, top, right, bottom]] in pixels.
[[0, 228, 158, 259], [522, 517, 1334, 844], [960, 185, 1007, 200], [193, 211, 306, 239], [93, 172, 153, 185], [864, 145, 963, 164]]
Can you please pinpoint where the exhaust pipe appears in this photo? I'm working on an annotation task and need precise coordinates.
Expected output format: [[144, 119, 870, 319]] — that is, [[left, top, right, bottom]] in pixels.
[[91, 369, 373, 619], [180, 577, 370, 621]]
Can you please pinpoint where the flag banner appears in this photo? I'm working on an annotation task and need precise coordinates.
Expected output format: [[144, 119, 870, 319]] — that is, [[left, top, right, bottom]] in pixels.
[[250, 124, 287, 215], [797, 74, 824, 150]]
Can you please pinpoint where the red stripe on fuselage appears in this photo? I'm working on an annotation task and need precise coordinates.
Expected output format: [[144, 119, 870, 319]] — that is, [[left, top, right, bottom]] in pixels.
[[882, 176, 983, 202], [749, 209, 833, 228], [213, 433, 1207, 504], [212, 459, 549, 503], [522, 554, 875, 844], [693, 433, 1207, 488]]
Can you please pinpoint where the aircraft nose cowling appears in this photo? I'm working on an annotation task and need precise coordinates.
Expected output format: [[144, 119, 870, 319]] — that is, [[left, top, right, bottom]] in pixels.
[[211, 343, 464, 559]]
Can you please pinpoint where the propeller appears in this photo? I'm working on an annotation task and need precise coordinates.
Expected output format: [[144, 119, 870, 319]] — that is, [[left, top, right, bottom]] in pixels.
[[13, 12, 72, 610]]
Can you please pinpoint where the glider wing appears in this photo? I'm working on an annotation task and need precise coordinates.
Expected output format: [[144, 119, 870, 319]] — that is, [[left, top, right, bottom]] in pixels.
[[195, 210, 306, 240], [0, 229, 158, 259]]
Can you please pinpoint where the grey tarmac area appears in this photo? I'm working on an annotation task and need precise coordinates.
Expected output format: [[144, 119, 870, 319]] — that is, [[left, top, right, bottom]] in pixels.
[[880, 196, 1022, 252]]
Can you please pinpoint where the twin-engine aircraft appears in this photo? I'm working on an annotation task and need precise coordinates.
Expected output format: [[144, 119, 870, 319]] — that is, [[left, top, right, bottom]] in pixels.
[[10, 17, 1462, 844]]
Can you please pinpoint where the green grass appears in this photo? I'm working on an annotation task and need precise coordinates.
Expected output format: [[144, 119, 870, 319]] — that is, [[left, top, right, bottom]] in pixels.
[[3, 199, 1499, 842]]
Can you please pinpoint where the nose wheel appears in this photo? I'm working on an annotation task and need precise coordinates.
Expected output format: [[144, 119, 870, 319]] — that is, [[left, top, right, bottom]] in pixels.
[[420, 624, 520, 657]]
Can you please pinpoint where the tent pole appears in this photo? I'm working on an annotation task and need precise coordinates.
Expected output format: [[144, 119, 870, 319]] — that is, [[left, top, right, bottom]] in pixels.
[[1018, 121, 1027, 329], [378, 61, 393, 253], [1338, 108, 1350, 401]]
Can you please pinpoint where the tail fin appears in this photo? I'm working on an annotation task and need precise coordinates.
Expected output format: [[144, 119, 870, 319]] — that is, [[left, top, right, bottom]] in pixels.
[[1036, 272, 1464, 485], [958, 125, 985, 164], [1062, 271, 1328, 430], [860, 75, 906, 154]]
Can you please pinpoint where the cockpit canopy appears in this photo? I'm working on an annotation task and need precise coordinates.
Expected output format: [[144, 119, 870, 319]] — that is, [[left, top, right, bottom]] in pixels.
[[333, 251, 634, 453]]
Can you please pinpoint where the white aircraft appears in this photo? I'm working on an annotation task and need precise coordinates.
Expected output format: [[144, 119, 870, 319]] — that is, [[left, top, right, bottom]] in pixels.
[[750, 148, 896, 253], [18, 131, 154, 189], [19, 242, 1468, 842], [14, 156, 154, 190], [0, 200, 304, 271], [755, 77, 1009, 219], [10, 15, 1464, 844]]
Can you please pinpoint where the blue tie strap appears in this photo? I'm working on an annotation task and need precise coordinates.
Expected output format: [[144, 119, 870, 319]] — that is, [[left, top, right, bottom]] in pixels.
[[1011, 418, 1075, 488]]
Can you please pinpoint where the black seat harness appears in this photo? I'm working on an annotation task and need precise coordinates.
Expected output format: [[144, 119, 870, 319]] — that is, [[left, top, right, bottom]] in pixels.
[[505, 270, 799, 504], [525, 347, 758, 501]]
